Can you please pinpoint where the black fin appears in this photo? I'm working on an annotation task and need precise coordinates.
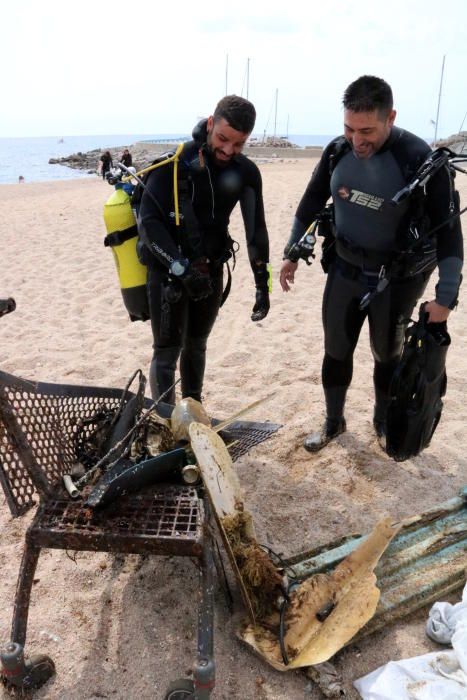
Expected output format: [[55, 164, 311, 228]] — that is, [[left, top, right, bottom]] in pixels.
[[386, 304, 450, 462]]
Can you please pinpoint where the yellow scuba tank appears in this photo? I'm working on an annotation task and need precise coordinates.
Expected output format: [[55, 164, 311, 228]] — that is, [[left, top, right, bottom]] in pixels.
[[103, 185, 149, 321]]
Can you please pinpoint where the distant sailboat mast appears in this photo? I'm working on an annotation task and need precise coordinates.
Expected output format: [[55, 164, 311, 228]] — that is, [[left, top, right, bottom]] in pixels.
[[459, 110, 467, 134], [273, 89, 278, 141], [433, 54, 446, 145], [240, 58, 250, 99]]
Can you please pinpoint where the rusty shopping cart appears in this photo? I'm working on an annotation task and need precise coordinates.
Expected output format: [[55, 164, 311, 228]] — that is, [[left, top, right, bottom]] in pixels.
[[0, 369, 280, 699]]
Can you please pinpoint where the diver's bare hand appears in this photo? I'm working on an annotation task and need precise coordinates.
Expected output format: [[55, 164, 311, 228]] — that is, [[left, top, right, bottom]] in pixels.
[[425, 300, 450, 323], [280, 260, 298, 292]]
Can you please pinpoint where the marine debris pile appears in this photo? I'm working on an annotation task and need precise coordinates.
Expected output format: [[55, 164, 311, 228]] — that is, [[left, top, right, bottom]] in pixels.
[[188, 423, 401, 671], [63, 376, 209, 507], [59, 375, 467, 676]]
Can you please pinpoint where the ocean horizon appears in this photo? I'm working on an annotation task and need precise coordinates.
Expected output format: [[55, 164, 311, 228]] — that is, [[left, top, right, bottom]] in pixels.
[[0, 133, 335, 185]]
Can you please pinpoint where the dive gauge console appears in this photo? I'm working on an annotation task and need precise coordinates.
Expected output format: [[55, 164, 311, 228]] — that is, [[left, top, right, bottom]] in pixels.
[[170, 259, 189, 277]]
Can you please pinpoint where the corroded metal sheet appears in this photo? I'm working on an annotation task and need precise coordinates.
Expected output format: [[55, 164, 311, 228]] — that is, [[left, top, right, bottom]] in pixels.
[[284, 488, 467, 638]]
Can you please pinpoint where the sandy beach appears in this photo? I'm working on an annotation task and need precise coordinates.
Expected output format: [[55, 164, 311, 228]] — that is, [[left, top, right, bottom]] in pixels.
[[0, 158, 466, 699]]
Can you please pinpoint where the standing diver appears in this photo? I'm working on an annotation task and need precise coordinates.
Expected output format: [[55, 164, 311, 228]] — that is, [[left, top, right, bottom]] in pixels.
[[280, 75, 463, 452], [137, 95, 270, 404]]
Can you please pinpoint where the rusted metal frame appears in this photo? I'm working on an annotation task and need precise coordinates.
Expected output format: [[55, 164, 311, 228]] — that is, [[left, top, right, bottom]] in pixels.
[[28, 500, 205, 557], [0, 450, 22, 517], [0, 386, 52, 501], [0, 370, 127, 403], [194, 499, 215, 700], [10, 538, 41, 648], [31, 532, 204, 557]]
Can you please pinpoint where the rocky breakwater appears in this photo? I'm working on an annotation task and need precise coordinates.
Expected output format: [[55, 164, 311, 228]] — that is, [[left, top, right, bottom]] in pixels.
[[49, 148, 103, 174], [49, 137, 323, 175], [48, 142, 179, 174], [435, 131, 467, 154]]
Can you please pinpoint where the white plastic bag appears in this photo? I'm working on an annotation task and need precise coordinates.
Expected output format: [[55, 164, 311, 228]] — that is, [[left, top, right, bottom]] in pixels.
[[426, 584, 467, 644], [354, 583, 467, 699]]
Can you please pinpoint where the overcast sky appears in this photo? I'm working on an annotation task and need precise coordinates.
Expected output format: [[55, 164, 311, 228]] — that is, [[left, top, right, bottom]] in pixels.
[[3, 0, 466, 139]]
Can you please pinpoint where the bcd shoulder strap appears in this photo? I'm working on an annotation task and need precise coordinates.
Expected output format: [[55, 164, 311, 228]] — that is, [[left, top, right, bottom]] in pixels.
[[328, 136, 351, 176]]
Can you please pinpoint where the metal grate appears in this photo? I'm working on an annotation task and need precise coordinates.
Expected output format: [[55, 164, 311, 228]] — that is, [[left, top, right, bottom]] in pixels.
[[0, 371, 125, 516], [0, 370, 281, 517], [28, 486, 203, 556], [222, 421, 281, 462]]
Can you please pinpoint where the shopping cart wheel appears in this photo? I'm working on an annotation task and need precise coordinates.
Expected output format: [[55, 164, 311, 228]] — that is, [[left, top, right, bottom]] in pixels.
[[1, 643, 55, 691], [23, 654, 55, 689], [163, 677, 195, 699]]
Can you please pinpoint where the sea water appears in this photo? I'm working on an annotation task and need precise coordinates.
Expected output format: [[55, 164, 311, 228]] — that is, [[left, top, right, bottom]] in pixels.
[[0, 133, 335, 185]]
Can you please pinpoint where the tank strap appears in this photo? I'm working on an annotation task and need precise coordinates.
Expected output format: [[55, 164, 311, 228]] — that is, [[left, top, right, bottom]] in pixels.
[[104, 225, 138, 247], [220, 261, 232, 308]]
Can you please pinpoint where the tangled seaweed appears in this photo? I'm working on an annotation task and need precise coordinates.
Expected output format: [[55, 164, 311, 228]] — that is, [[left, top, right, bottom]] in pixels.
[[223, 512, 284, 619]]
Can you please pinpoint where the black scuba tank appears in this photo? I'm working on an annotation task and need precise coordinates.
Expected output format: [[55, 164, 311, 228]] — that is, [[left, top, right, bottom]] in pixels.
[[386, 304, 451, 462]]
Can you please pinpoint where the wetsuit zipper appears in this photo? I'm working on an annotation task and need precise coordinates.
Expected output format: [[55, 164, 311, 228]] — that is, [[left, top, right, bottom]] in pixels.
[[190, 162, 215, 221], [205, 162, 215, 220]]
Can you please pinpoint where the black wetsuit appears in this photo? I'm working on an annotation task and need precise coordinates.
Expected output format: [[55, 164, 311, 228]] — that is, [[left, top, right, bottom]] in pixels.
[[138, 122, 269, 403], [100, 153, 113, 180], [285, 127, 463, 424], [121, 152, 132, 167]]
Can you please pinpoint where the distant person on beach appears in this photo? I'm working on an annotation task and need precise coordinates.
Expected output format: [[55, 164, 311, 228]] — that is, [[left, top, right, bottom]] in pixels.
[[137, 95, 270, 403], [120, 149, 132, 168], [280, 74, 463, 452], [18, 176, 24, 183], [99, 151, 113, 180]]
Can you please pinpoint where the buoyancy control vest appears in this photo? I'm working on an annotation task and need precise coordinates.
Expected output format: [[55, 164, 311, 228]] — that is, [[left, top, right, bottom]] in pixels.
[[327, 136, 462, 278], [385, 304, 451, 462]]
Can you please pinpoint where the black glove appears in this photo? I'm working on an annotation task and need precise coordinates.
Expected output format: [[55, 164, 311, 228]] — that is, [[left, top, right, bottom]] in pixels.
[[182, 258, 213, 301], [251, 262, 270, 322]]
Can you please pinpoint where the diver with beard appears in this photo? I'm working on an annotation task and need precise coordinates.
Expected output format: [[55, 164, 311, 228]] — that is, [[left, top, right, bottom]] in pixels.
[[137, 95, 270, 404], [280, 75, 463, 452]]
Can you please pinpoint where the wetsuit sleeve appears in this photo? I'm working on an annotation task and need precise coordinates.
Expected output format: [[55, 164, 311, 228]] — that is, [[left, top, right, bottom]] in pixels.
[[284, 143, 333, 254], [239, 165, 270, 264], [137, 164, 181, 267], [426, 166, 464, 308]]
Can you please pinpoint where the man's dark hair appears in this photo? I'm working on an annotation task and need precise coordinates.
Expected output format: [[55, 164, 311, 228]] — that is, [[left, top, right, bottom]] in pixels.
[[343, 76, 393, 117], [213, 95, 256, 134]]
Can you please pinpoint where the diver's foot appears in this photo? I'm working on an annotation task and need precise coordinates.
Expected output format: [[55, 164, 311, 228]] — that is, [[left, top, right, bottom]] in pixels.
[[373, 418, 387, 450], [303, 418, 346, 453], [373, 418, 386, 439]]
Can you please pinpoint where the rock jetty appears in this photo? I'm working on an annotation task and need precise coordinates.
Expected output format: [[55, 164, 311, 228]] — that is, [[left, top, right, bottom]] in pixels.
[[48, 143, 173, 174], [435, 131, 467, 154], [49, 138, 323, 175]]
